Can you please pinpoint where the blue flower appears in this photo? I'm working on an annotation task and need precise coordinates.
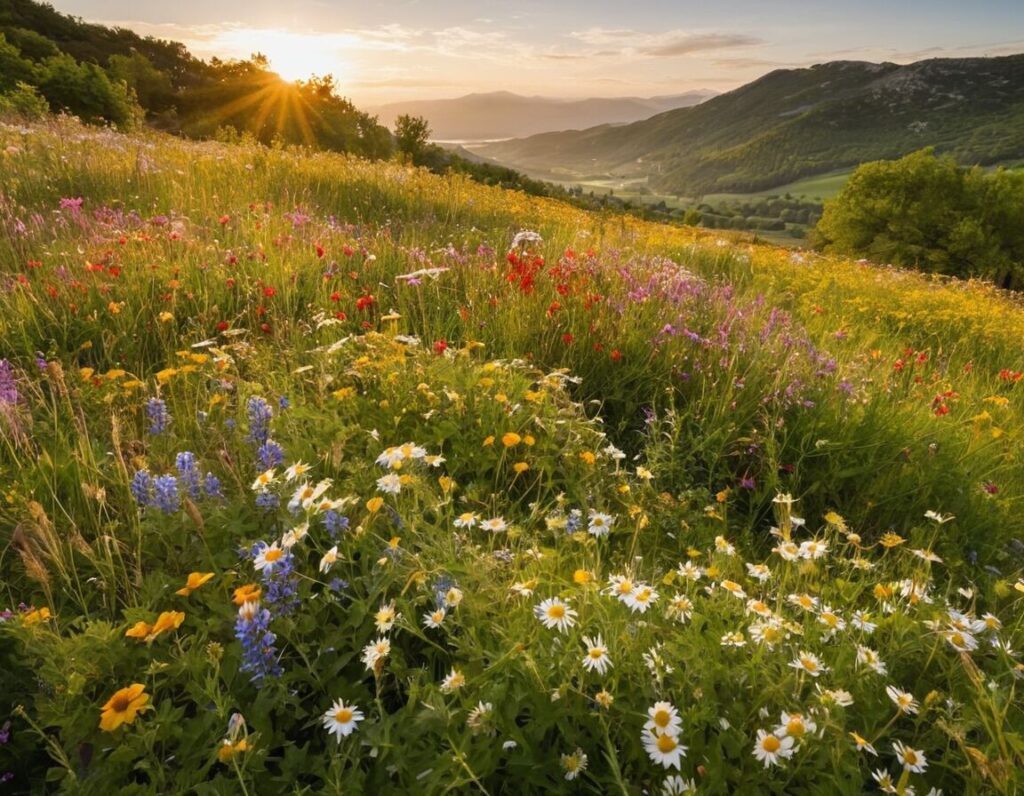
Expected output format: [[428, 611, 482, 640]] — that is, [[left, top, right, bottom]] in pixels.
[[257, 439, 285, 470], [246, 397, 273, 447], [234, 602, 282, 684], [152, 474, 181, 514], [146, 397, 171, 435], [130, 469, 153, 507]]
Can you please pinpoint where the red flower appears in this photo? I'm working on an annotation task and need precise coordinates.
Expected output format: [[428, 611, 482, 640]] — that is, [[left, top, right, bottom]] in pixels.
[[561, 333, 574, 345], [219, 214, 230, 226], [433, 339, 448, 355], [260, 322, 272, 334], [983, 482, 999, 495], [330, 291, 342, 302], [216, 321, 230, 332], [334, 311, 347, 321], [263, 286, 277, 298], [315, 244, 325, 258], [343, 245, 354, 257], [226, 278, 236, 289], [547, 301, 561, 318], [355, 294, 375, 312], [610, 349, 622, 361]]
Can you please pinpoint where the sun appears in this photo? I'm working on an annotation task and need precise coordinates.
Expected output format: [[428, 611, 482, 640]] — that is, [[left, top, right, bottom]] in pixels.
[[221, 28, 349, 82]]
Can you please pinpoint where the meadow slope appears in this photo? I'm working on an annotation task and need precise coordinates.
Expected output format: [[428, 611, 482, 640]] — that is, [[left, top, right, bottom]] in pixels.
[[1, 118, 1023, 794]]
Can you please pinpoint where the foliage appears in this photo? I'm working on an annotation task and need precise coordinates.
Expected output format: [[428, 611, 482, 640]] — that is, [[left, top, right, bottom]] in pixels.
[[394, 113, 431, 161], [814, 149, 1024, 287], [0, 117, 1023, 794]]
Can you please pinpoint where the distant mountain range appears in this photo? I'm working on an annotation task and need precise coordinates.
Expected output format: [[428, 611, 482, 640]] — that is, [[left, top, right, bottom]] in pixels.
[[368, 90, 716, 141], [477, 55, 1024, 196]]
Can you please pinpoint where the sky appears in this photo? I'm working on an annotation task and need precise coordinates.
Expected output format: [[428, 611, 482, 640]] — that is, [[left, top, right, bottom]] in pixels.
[[53, 0, 1024, 105]]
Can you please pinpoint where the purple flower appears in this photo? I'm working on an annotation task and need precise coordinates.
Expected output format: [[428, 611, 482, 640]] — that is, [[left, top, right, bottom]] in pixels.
[[740, 476, 756, 490], [175, 451, 201, 499], [257, 439, 284, 470], [322, 510, 349, 539], [0, 360, 17, 405], [130, 470, 153, 507], [152, 475, 180, 514], [146, 398, 171, 435], [246, 397, 273, 447], [235, 602, 282, 684]]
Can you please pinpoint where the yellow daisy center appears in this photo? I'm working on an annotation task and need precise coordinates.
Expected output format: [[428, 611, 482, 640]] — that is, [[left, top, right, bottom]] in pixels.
[[589, 648, 604, 659], [264, 548, 282, 563], [786, 719, 805, 736], [653, 709, 671, 728], [335, 708, 353, 723], [762, 735, 781, 753], [657, 734, 678, 753], [547, 605, 565, 619]]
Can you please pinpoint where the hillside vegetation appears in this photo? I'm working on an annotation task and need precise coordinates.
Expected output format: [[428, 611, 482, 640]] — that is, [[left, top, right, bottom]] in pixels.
[[479, 56, 1024, 195], [1, 118, 1023, 794]]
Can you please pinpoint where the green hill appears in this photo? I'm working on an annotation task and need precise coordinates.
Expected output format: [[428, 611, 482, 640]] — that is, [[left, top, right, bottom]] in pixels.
[[479, 55, 1024, 195]]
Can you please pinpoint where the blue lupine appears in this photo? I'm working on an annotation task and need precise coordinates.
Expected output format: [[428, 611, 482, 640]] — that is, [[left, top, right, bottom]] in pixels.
[[257, 439, 285, 470], [262, 552, 300, 617], [203, 472, 223, 499], [234, 602, 282, 684], [175, 451, 202, 499], [432, 575, 456, 608], [130, 469, 153, 507], [152, 474, 181, 514], [566, 509, 583, 535], [0, 360, 17, 405], [255, 490, 280, 512], [278, 396, 290, 410], [246, 397, 273, 446], [146, 397, 171, 435], [322, 510, 349, 539]]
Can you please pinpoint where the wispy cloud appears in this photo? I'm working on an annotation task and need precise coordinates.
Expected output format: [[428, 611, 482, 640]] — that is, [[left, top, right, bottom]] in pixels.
[[570, 27, 763, 57]]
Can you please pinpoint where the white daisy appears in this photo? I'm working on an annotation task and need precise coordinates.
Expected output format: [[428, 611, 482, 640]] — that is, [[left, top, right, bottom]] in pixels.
[[587, 510, 615, 537], [376, 473, 402, 494], [253, 541, 286, 572], [753, 729, 794, 767], [789, 651, 828, 677], [481, 516, 507, 533], [893, 740, 928, 773], [643, 729, 687, 770], [886, 686, 919, 715], [644, 701, 682, 737], [440, 668, 466, 693], [560, 748, 588, 781], [361, 637, 391, 671], [625, 584, 659, 613], [319, 545, 339, 573], [534, 597, 577, 632], [581, 635, 613, 675], [423, 607, 447, 628], [322, 698, 364, 741], [453, 512, 478, 529]]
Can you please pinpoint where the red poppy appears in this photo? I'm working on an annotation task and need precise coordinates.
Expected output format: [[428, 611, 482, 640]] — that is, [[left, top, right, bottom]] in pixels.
[[263, 286, 277, 298], [433, 339, 448, 355]]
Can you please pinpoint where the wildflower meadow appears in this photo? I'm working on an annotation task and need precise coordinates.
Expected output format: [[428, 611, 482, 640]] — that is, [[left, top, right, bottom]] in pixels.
[[1, 117, 1023, 794]]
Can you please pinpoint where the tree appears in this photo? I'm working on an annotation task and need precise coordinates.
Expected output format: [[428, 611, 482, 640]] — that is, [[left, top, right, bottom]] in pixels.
[[394, 114, 431, 162], [813, 149, 1024, 286]]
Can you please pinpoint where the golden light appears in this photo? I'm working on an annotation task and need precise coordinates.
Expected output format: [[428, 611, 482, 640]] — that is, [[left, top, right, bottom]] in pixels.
[[215, 28, 350, 82]]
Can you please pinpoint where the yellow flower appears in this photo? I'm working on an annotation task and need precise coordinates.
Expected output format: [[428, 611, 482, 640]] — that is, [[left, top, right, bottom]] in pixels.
[[99, 684, 150, 732], [579, 451, 596, 465], [523, 434, 536, 446], [107, 301, 122, 314], [512, 462, 530, 474], [482, 435, 495, 447], [502, 432, 522, 447], [124, 621, 152, 639], [573, 569, 593, 585], [156, 367, 178, 384], [879, 532, 905, 548], [128, 611, 185, 643], [332, 387, 356, 400], [158, 311, 174, 322], [715, 489, 730, 503], [233, 584, 262, 606], [218, 738, 251, 763], [23, 607, 52, 625], [366, 496, 384, 513], [175, 572, 215, 597], [438, 476, 454, 493], [79, 367, 95, 380]]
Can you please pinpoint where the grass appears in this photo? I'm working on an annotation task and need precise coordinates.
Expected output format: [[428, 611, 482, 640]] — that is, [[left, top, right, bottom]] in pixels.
[[0, 116, 1023, 795]]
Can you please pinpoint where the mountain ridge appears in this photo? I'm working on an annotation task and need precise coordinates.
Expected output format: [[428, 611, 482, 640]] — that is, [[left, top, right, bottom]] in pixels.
[[477, 55, 1024, 195], [368, 90, 716, 140]]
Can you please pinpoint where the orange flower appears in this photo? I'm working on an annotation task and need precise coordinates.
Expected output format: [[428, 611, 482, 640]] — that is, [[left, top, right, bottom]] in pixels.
[[501, 432, 522, 447], [175, 572, 215, 597], [366, 496, 384, 513], [233, 584, 262, 606], [218, 737, 251, 763], [124, 621, 152, 639], [23, 607, 52, 625], [99, 684, 150, 732], [127, 611, 186, 643]]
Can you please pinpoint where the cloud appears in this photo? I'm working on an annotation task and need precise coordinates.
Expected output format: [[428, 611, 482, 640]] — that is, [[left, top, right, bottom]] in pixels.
[[568, 28, 763, 58], [639, 33, 762, 57]]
